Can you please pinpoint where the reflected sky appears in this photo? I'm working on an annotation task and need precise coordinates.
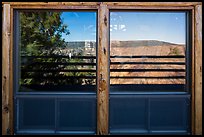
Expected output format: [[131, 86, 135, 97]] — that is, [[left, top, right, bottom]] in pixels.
[[61, 12, 97, 42], [110, 12, 186, 44], [61, 11, 186, 44]]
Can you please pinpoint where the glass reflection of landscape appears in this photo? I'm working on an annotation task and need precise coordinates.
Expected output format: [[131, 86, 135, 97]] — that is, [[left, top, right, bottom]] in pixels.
[[19, 11, 97, 91], [110, 12, 186, 85]]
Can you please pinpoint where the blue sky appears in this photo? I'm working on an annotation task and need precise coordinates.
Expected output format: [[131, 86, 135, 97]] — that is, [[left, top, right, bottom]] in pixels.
[[61, 11, 186, 44], [61, 12, 97, 42]]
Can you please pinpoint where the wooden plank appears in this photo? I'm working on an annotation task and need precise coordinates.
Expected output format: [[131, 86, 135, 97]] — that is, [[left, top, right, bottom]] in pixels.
[[104, 2, 201, 6], [194, 4, 202, 135], [2, 2, 101, 6], [2, 2, 100, 9], [97, 3, 109, 135], [191, 8, 195, 135], [2, 4, 11, 135], [2, 2, 202, 9], [9, 6, 14, 135], [107, 5, 194, 10], [3, 2, 201, 6], [11, 5, 99, 10]]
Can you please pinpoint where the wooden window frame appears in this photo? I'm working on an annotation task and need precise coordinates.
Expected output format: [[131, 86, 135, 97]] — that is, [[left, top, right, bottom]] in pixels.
[[2, 2, 202, 135]]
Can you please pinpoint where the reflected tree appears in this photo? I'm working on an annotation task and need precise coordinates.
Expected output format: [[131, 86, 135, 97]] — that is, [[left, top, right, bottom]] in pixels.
[[20, 12, 95, 88]]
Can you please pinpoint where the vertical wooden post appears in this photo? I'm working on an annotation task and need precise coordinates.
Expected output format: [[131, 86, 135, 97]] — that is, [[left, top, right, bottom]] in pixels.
[[97, 3, 109, 135], [194, 4, 202, 135], [2, 4, 11, 135], [191, 8, 195, 135]]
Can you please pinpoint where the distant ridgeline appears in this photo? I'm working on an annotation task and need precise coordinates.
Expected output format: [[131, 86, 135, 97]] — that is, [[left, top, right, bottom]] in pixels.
[[53, 41, 96, 56], [52, 40, 184, 56], [111, 40, 183, 47]]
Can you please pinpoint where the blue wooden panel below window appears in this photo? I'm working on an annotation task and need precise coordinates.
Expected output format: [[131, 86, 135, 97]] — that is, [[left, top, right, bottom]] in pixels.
[[18, 98, 55, 130], [15, 95, 96, 135], [57, 98, 96, 131], [109, 94, 190, 135]]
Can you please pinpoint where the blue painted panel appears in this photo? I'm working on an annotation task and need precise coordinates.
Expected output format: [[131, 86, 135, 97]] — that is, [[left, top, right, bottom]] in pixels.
[[57, 97, 96, 131], [110, 96, 147, 132], [149, 98, 190, 131], [109, 94, 191, 135], [18, 98, 55, 130], [15, 95, 96, 135]]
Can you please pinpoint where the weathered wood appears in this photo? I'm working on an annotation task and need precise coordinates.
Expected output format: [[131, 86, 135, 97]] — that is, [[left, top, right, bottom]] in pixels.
[[104, 2, 201, 6], [2, 2, 201, 6], [107, 5, 194, 10], [191, 8, 195, 135], [2, 4, 11, 135], [9, 6, 14, 135], [11, 5, 99, 10], [2, 2, 101, 6], [97, 3, 109, 135], [194, 4, 202, 135]]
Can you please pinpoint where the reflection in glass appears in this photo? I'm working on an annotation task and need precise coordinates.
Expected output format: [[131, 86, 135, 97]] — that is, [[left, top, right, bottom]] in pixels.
[[110, 12, 186, 85], [19, 11, 97, 91]]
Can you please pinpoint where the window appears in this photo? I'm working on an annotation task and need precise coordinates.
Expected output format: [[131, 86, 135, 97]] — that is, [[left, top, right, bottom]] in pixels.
[[14, 9, 98, 134], [2, 2, 202, 135], [110, 11, 190, 92], [16, 10, 97, 92]]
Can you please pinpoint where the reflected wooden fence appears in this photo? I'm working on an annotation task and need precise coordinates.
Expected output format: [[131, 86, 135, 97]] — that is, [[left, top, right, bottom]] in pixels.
[[21, 55, 186, 84]]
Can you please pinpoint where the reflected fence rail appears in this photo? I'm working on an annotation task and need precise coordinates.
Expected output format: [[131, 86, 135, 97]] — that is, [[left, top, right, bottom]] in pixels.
[[20, 55, 186, 83]]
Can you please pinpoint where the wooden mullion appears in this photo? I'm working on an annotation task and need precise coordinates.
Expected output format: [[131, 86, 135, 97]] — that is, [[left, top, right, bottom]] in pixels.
[[97, 3, 109, 135]]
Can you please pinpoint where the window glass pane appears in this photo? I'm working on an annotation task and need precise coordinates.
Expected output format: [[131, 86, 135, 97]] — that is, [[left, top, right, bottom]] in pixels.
[[110, 12, 186, 87], [19, 11, 97, 91]]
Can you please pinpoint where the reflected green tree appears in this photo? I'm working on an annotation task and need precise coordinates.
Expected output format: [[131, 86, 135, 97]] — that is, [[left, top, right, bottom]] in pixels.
[[20, 12, 70, 55], [20, 12, 95, 89]]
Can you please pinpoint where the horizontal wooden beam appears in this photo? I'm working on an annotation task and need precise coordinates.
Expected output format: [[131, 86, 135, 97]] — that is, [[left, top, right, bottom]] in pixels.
[[2, 2, 100, 9], [104, 2, 201, 6], [2, 2, 101, 6], [107, 6, 194, 10], [2, 2, 201, 6]]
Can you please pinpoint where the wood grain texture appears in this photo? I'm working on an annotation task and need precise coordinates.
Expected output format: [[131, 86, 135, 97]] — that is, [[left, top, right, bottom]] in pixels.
[[194, 4, 202, 135], [107, 5, 194, 10], [3, 2, 201, 6], [97, 3, 109, 135], [2, 4, 11, 135], [10, 5, 99, 10], [104, 2, 201, 6], [2, 2, 101, 5], [9, 6, 14, 135], [2, 2, 201, 8], [191, 8, 195, 135]]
